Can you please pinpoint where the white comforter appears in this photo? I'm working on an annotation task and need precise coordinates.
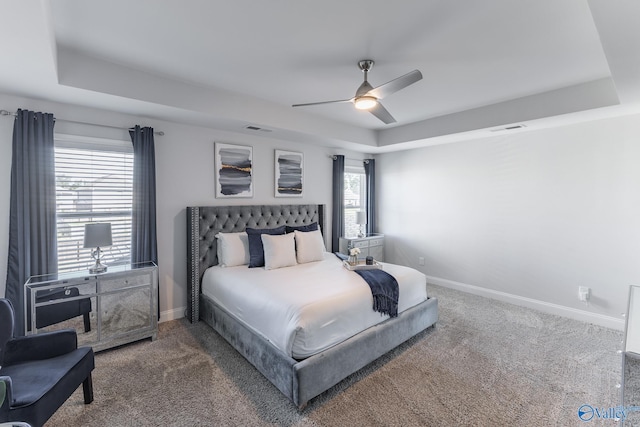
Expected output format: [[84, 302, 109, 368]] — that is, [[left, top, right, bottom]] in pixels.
[[201, 253, 428, 359]]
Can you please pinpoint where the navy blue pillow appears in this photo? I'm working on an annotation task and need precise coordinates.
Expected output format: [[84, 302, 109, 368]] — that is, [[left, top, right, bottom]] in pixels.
[[285, 222, 318, 233], [246, 226, 287, 267]]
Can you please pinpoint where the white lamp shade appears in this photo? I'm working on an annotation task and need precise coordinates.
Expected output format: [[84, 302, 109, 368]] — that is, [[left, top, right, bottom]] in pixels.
[[84, 223, 113, 248], [356, 211, 367, 225]]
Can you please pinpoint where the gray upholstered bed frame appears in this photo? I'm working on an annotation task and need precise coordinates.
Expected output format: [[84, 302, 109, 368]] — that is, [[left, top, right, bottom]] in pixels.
[[186, 204, 438, 409]]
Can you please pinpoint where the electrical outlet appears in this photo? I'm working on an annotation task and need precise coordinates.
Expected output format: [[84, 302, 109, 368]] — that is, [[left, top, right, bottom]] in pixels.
[[418, 257, 425, 266], [579, 286, 591, 302]]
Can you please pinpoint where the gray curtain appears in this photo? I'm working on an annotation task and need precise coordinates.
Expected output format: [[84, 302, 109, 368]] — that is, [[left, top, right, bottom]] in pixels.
[[129, 125, 158, 317], [331, 155, 345, 252], [364, 158, 376, 235], [6, 109, 57, 336], [129, 126, 158, 265]]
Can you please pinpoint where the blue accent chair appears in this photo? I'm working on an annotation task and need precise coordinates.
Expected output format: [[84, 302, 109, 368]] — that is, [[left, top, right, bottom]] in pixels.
[[0, 298, 94, 427]]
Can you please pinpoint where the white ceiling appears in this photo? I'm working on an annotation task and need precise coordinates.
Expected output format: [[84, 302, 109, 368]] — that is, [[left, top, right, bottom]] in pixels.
[[1, 0, 639, 152]]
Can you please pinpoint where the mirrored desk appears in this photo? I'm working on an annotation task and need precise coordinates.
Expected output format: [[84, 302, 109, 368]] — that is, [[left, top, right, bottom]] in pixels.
[[24, 262, 158, 352], [622, 285, 640, 425]]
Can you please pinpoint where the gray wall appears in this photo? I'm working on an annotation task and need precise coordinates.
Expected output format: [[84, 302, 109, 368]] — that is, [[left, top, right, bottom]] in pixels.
[[4, 90, 639, 328], [0, 92, 367, 320], [377, 113, 640, 329]]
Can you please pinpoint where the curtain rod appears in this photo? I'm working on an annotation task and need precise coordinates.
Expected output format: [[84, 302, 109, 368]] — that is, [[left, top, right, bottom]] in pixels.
[[0, 109, 164, 136], [330, 155, 371, 163]]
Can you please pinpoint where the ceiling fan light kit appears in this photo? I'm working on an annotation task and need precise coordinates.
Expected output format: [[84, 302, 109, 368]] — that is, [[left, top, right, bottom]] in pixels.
[[354, 96, 378, 110], [292, 59, 423, 124]]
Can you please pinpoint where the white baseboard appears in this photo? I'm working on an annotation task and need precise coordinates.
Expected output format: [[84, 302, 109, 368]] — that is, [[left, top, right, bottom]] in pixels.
[[426, 275, 625, 331], [159, 306, 186, 323]]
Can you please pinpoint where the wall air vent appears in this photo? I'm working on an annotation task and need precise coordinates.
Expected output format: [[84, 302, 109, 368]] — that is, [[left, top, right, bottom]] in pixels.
[[244, 125, 272, 132], [490, 124, 527, 132]]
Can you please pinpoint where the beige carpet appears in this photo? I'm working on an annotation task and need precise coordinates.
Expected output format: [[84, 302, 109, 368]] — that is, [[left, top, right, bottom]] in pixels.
[[47, 285, 622, 426]]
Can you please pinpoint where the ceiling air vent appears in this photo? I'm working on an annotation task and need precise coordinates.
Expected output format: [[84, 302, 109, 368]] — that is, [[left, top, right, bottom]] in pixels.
[[490, 124, 527, 132], [244, 125, 272, 132]]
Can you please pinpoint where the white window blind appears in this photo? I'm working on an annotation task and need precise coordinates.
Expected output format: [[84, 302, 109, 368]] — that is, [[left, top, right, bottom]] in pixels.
[[344, 160, 367, 237], [55, 135, 133, 272]]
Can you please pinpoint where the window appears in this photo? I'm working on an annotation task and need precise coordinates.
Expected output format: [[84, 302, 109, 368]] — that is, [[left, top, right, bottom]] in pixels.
[[344, 161, 367, 237], [55, 135, 133, 272]]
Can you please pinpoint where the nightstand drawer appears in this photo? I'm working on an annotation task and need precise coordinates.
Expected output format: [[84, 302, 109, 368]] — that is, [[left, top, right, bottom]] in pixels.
[[368, 238, 384, 247], [352, 240, 370, 249]]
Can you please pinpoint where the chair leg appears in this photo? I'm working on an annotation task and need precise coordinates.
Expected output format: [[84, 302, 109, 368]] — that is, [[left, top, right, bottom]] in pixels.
[[83, 312, 91, 332], [83, 373, 94, 404]]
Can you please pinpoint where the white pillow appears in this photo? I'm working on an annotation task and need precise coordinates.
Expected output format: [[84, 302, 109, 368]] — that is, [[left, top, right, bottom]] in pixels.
[[215, 232, 250, 267], [294, 229, 326, 264], [261, 233, 297, 270]]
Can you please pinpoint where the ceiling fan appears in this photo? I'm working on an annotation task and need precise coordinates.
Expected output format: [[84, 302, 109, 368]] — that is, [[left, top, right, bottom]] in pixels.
[[292, 60, 422, 124]]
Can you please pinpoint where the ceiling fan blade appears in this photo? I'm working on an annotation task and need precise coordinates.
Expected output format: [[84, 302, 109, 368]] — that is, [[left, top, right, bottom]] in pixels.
[[369, 103, 396, 124], [292, 98, 352, 107], [367, 69, 422, 100]]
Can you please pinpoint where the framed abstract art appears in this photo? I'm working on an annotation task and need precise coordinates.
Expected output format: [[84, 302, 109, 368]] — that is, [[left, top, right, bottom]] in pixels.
[[215, 142, 253, 198], [274, 150, 303, 197]]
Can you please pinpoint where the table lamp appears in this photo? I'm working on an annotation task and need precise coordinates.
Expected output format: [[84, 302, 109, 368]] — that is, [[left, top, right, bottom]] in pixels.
[[84, 223, 112, 274], [356, 211, 367, 238]]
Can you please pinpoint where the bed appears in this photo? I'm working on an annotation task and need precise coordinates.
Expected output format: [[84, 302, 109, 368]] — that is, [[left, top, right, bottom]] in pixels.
[[186, 204, 438, 409]]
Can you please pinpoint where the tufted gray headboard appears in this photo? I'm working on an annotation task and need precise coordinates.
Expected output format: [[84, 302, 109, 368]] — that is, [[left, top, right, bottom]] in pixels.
[[186, 204, 326, 322]]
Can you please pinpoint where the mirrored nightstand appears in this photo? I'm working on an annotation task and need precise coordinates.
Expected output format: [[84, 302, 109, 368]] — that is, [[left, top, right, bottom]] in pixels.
[[24, 262, 158, 352], [339, 234, 384, 261]]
